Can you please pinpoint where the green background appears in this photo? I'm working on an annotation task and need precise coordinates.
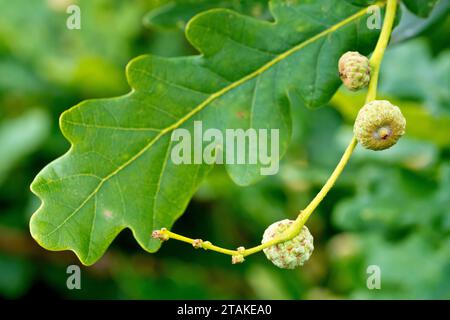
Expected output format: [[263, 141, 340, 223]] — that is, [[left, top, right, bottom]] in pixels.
[[0, 0, 449, 299]]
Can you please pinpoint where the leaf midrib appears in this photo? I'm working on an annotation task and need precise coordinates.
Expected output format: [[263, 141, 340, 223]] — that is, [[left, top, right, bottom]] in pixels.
[[42, 4, 375, 239]]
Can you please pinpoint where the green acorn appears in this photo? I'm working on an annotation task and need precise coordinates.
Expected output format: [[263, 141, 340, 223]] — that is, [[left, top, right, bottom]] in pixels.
[[354, 100, 406, 151], [339, 51, 371, 91], [262, 219, 314, 269]]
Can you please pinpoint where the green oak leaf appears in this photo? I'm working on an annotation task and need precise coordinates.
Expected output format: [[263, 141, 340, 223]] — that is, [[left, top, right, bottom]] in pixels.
[[30, 0, 381, 265]]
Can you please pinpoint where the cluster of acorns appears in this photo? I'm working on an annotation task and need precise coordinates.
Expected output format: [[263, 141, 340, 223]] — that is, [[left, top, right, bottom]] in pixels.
[[259, 51, 406, 269], [340, 51, 406, 151]]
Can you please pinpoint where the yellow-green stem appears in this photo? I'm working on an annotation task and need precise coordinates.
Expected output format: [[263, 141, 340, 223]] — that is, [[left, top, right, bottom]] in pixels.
[[161, 229, 238, 255], [243, 136, 357, 256], [366, 0, 398, 103], [251, 0, 399, 256], [153, 0, 398, 260]]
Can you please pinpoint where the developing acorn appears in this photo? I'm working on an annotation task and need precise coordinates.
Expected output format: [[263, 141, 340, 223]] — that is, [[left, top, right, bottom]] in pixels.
[[354, 100, 406, 151], [261, 219, 314, 269], [339, 51, 371, 91]]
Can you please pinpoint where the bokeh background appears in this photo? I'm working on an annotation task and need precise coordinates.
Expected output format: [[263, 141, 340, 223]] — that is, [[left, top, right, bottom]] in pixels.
[[0, 0, 449, 299]]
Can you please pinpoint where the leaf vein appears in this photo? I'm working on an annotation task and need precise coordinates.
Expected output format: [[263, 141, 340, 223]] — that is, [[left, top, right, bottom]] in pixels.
[[62, 119, 161, 132]]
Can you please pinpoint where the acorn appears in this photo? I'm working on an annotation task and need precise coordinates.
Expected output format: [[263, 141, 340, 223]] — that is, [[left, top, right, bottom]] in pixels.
[[339, 51, 371, 91], [261, 219, 314, 269], [354, 100, 406, 151]]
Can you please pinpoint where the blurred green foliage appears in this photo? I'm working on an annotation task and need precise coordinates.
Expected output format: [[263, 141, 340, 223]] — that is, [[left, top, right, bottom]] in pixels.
[[0, 0, 449, 299]]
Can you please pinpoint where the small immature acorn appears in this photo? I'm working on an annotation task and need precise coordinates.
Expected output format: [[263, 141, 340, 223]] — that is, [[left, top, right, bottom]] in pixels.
[[339, 51, 371, 91], [231, 246, 246, 264], [262, 219, 314, 269], [192, 239, 203, 249], [152, 228, 169, 241], [354, 100, 406, 151]]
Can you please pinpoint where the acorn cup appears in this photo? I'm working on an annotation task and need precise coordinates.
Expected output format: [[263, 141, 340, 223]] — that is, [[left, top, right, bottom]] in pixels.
[[339, 51, 371, 91], [261, 219, 314, 269], [354, 100, 406, 151]]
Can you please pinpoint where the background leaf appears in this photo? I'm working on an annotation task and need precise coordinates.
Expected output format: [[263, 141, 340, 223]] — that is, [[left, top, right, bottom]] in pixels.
[[331, 165, 450, 299], [402, 0, 442, 17], [378, 39, 450, 115], [144, 0, 269, 30], [391, 0, 450, 43], [0, 110, 50, 185]]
